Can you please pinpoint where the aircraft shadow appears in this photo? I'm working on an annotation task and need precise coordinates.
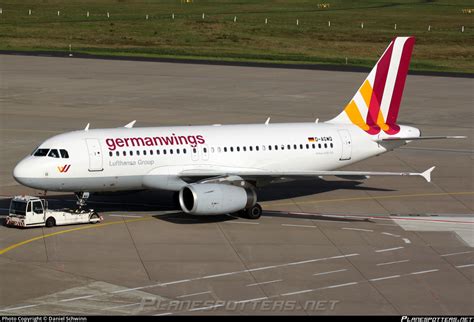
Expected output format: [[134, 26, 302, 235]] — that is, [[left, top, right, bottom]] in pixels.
[[0, 179, 392, 225]]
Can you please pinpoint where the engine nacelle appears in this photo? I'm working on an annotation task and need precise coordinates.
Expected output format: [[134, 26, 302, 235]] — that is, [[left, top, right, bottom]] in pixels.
[[179, 183, 257, 215]]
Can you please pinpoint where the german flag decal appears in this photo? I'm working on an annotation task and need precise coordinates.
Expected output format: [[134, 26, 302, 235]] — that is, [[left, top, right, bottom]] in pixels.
[[308, 137, 315, 142]]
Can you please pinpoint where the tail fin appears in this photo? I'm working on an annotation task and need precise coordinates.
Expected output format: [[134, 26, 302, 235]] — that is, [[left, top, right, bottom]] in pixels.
[[327, 37, 415, 135]]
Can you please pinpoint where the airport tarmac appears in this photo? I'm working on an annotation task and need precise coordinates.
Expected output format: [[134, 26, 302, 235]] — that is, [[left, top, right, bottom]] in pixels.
[[0, 55, 472, 315]]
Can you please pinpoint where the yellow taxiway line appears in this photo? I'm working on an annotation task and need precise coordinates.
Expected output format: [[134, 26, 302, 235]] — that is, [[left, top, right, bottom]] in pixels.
[[0, 217, 152, 255]]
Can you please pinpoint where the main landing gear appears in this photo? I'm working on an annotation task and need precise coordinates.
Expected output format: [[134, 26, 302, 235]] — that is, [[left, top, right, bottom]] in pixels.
[[75, 192, 90, 209], [244, 203, 262, 220]]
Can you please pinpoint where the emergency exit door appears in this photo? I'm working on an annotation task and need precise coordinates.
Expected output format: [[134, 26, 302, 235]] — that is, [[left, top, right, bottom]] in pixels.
[[85, 138, 103, 171]]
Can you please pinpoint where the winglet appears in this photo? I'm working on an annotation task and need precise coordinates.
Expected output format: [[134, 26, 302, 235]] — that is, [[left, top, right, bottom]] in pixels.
[[124, 120, 136, 128], [84, 123, 90, 131], [420, 166, 435, 183]]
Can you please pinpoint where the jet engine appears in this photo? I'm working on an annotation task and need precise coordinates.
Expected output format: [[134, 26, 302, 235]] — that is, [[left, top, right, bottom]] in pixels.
[[178, 183, 257, 215]]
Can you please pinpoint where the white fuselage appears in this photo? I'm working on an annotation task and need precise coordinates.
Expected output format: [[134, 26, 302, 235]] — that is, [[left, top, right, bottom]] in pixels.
[[13, 122, 416, 193]]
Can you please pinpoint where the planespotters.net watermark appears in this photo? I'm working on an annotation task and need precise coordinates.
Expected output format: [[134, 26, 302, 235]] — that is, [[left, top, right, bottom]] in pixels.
[[138, 297, 340, 313]]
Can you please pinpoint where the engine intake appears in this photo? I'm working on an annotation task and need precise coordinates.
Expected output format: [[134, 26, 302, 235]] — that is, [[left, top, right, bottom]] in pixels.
[[179, 183, 257, 215]]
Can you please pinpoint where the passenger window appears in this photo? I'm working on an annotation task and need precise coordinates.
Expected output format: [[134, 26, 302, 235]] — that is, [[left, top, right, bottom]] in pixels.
[[116, 151, 120, 156], [27, 201, 31, 213], [157, 150, 160, 155], [130, 151, 133, 156], [287, 144, 291, 150], [281, 145, 284, 150], [318, 144, 321, 149], [123, 151, 127, 156], [193, 148, 197, 153], [330, 143, 333, 148], [164, 149, 167, 155], [312, 144, 315, 149], [306, 144, 309, 149], [211, 147, 214, 153], [217, 147, 221, 153], [136, 150, 140, 156], [143, 150, 147, 156], [293, 144, 297, 149], [60, 149, 69, 158], [236, 147, 240, 152], [275, 145, 278, 150], [249, 146, 253, 151], [224, 147, 227, 152], [48, 149, 60, 158], [230, 147, 234, 152], [268, 146, 272, 151], [33, 149, 49, 157], [243, 147, 246, 152], [203, 147, 207, 153], [109, 151, 113, 157], [324, 143, 327, 148], [170, 149, 173, 154], [300, 144, 303, 149], [177, 149, 180, 154], [150, 150, 153, 155], [183, 149, 187, 154]]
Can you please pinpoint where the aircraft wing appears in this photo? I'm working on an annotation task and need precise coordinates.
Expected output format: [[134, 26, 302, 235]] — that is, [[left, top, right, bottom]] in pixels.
[[178, 166, 435, 183]]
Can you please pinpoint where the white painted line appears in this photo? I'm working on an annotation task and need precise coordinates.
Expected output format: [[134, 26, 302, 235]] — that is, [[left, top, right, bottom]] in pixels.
[[282, 224, 315, 228], [281, 289, 314, 297], [0, 304, 39, 312], [154, 312, 174, 316], [87, 253, 361, 297], [369, 275, 400, 282], [381, 232, 401, 237], [313, 269, 347, 276], [377, 259, 410, 266], [375, 246, 404, 253], [109, 214, 143, 218], [177, 291, 211, 299], [410, 269, 439, 275], [247, 279, 282, 287], [234, 297, 268, 304], [247, 265, 277, 272], [104, 302, 141, 310], [160, 279, 191, 286], [330, 253, 360, 259], [455, 263, 474, 268], [324, 281, 359, 289], [59, 294, 95, 302], [440, 251, 473, 257], [202, 272, 236, 279], [403, 238, 411, 244], [189, 303, 225, 311], [342, 227, 373, 232], [225, 221, 259, 225]]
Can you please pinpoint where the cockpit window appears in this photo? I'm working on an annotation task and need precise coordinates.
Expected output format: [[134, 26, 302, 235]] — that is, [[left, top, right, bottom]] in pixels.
[[60, 149, 69, 158], [33, 149, 49, 157], [48, 149, 60, 158]]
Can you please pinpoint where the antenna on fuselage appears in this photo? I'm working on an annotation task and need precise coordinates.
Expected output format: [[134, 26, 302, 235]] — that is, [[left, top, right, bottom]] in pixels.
[[124, 120, 136, 128], [265, 117, 271, 126], [84, 123, 90, 131], [315, 118, 319, 123]]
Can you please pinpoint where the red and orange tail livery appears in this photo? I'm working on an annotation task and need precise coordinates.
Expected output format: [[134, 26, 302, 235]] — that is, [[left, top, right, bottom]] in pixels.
[[328, 37, 415, 135]]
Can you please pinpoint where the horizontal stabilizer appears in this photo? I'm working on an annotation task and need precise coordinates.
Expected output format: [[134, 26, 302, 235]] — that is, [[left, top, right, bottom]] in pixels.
[[378, 136, 466, 142]]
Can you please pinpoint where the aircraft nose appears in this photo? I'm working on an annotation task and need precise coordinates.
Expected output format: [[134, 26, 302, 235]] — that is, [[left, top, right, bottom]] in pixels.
[[13, 160, 28, 185]]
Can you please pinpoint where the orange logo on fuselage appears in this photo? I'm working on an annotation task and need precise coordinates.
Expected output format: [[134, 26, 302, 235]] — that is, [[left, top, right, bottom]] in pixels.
[[57, 165, 71, 173]]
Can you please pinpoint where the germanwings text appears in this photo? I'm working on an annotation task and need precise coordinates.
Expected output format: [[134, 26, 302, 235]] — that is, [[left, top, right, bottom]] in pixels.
[[105, 134, 205, 151]]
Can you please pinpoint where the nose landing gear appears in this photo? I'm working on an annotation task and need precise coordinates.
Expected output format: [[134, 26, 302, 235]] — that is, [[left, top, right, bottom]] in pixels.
[[75, 192, 90, 209]]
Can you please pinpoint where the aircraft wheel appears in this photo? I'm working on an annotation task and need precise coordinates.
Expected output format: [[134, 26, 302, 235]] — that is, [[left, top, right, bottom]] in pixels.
[[45, 217, 56, 228], [245, 203, 262, 220]]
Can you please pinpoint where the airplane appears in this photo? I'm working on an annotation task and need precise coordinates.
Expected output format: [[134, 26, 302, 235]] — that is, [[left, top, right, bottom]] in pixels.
[[13, 36, 465, 220]]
